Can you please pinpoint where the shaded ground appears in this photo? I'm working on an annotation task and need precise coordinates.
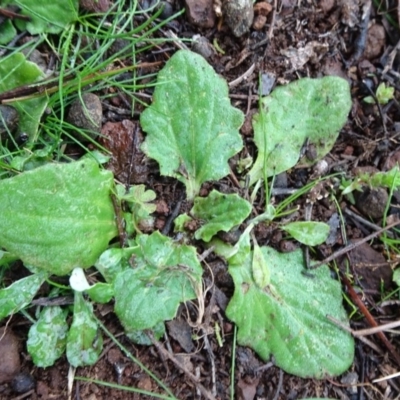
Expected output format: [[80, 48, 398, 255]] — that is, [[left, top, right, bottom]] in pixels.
[[1, 0, 400, 399]]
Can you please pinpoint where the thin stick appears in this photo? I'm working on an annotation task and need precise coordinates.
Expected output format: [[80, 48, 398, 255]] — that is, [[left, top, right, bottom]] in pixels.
[[352, 319, 400, 337], [326, 315, 385, 355], [147, 332, 217, 400], [310, 220, 400, 269], [341, 273, 400, 367]]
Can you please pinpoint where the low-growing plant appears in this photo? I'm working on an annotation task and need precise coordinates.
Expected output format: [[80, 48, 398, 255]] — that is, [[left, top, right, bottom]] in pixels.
[[1, 44, 355, 383]]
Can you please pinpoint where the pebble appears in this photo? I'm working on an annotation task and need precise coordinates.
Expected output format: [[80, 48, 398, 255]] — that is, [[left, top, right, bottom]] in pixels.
[[184, 0, 216, 28], [356, 186, 389, 220], [192, 35, 214, 59], [67, 93, 102, 140], [11, 372, 35, 394], [0, 105, 19, 140], [223, 0, 254, 37]]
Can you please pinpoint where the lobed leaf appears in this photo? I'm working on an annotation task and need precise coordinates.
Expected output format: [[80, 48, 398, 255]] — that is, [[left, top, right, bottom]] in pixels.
[[248, 77, 351, 185], [191, 190, 252, 242], [226, 246, 354, 378], [140, 50, 244, 200], [114, 231, 203, 333]]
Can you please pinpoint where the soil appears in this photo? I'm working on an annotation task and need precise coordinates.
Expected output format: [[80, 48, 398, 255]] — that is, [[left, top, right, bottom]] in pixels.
[[1, 1, 400, 399]]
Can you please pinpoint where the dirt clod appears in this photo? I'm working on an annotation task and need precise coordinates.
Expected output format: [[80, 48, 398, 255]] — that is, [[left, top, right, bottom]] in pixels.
[[185, 0, 216, 28], [0, 328, 20, 384], [0, 105, 19, 140], [11, 372, 35, 394]]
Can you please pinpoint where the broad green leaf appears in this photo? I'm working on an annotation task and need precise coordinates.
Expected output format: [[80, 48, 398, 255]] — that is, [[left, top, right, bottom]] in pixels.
[[0, 19, 16, 44], [114, 231, 203, 332], [66, 292, 102, 367], [86, 282, 114, 304], [95, 247, 136, 283], [27, 305, 68, 367], [0, 52, 47, 140], [248, 77, 351, 185], [191, 190, 252, 242], [252, 238, 270, 289], [126, 321, 166, 346], [5, 0, 79, 34], [0, 159, 117, 276], [226, 247, 354, 378], [140, 50, 244, 200], [282, 221, 330, 246], [0, 273, 46, 320]]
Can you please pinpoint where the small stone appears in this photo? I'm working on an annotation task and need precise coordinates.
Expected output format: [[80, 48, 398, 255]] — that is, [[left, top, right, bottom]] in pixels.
[[192, 35, 214, 59], [223, 0, 254, 37], [0, 105, 19, 140], [11, 372, 35, 394], [67, 93, 102, 140], [79, 0, 110, 12], [185, 0, 216, 28], [356, 186, 389, 220]]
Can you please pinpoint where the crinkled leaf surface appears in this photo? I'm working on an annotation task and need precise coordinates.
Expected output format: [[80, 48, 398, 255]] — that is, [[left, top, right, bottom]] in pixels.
[[27, 305, 68, 367], [226, 247, 354, 378], [248, 77, 351, 185], [282, 221, 330, 246], [5, 0, 78, 34], [94, 248, 134, 283], [140, 50, 244, 200], [66, 292, 102, 367], [0, 52, 47, 140], [0, 159, 117, 276], [114, 231, 203, 332], [191, 190, 251, 242], [0, 272, 47, 320]]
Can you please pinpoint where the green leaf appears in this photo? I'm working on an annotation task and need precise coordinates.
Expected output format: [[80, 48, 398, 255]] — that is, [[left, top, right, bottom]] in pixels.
[[66, 292, 102, 367], [0, 52, 47, 140], [282, 221, 330, 246], [226, 247, 354, 378], [252, 238, 270, 289], [0, 273, 47, 320], [0, 19, 17, 45], [375, 83, 394, 105], [27, 305, 69, 367], [140, 50, 244, 200], [94, 248, 134, 283], [86, 282, 114, 304], [116, 184, 157, 233], [126, 321, 166, 346], [191, 190, 252, 242], [0, 159, 117, 276], [248, 77, 351, 185], [6, 0, 79, 34], [114, 231, 203, 332]]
